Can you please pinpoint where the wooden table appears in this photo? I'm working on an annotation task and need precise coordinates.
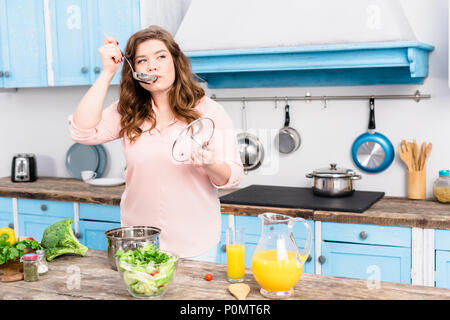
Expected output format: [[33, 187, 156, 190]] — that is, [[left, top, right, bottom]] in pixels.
[[1, 250, 450, 300]]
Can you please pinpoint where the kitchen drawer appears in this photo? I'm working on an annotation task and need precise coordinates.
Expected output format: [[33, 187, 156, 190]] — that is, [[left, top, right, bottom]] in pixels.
[[235, 214, 314, 239], [322, 222, 411, 247], [79, 203, 121, 223], [18, 214, 66, 242], [78, 220, 121, 251], [0, 197, 12, 212], [435, 229, 450, 251], [436, 250, 450, 289], [0, 212, 14, 229], [321, 242, 411, 284], [17, 199, 73, 219]]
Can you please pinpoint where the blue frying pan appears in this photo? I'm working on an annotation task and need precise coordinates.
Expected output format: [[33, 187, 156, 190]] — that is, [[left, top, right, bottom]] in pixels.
[[351, 98, 394, 173]]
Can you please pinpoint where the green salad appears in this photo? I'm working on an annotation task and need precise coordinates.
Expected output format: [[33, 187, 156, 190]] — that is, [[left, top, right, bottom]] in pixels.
[[115, 244, 178, 296]]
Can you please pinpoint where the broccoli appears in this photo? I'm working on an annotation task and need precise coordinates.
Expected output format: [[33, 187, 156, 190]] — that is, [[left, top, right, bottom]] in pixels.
[[41, 218, 88, 261]]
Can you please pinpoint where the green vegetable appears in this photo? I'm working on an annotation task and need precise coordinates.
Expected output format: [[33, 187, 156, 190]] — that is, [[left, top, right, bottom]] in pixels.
[[41, 218, 88, 261], [115, 244, 177, 296], [0, 234, 43, 265]]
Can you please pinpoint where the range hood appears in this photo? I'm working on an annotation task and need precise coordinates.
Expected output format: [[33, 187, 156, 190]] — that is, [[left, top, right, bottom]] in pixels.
[[174, 0, 434, 88]]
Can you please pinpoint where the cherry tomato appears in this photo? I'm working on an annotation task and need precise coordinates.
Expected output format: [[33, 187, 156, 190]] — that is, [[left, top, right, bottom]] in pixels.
[[205, 273, 213, 281], [150, 270, 159, 276]]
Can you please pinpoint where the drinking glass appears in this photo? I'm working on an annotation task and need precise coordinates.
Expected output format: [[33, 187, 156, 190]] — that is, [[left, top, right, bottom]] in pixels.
[[226, 227, 245, 282]]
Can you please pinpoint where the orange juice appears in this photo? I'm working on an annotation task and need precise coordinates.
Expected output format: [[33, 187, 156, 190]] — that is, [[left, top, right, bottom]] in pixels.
[[226, 244, 245, 279], [252, 249, 303, 292]]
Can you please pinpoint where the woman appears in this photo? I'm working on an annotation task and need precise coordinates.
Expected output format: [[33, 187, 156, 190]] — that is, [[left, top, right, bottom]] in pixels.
[[68, 26, 243, 258]]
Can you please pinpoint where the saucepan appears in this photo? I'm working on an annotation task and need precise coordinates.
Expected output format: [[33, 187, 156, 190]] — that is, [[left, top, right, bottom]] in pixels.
[[306, 163, 362, 197]]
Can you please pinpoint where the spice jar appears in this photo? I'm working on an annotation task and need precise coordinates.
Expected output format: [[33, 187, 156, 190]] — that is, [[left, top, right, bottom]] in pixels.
[[433, 170, 450, 203], [36, 250, 49, 275], [21, 253, 39, 282]]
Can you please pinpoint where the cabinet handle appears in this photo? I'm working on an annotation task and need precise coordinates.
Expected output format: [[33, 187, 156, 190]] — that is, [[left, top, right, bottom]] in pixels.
[[318, 255, 326, 264], [221, 244, 226, 252], [306, 254, 312, 263], [94, 67, 101, 73], [75, 232, 82, 239], [40, 204, 48, 211], [81, 67, 88, 74], [359, 231, 368, 240], [8, 223, 14, 229], [0, 71, 3, 77], [4, 71, 10, 78]]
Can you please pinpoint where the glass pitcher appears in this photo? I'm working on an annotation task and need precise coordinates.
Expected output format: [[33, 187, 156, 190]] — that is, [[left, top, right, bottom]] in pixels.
[[251, 212, 312, 299]]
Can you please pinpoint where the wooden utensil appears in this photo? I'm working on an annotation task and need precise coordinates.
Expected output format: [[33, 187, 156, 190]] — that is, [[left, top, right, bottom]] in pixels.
[[408, 142, 418, 171], [398, 145, 413, 171], [424, 142, 432, 165], [228, 283, 250, 300], [413, 142, 420, 171], [419, 142, 426, 171]]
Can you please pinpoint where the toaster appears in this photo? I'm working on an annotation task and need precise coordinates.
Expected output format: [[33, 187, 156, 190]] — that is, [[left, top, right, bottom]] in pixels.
[[11, 153, 37, 182]]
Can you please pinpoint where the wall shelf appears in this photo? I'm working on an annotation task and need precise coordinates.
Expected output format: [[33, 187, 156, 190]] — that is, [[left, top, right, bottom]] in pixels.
[[186, 41, 434, 88]]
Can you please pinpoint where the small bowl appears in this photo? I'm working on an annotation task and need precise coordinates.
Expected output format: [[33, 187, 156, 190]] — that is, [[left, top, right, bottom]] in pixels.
[[105, 226, 161, 270], [116, 252, 179, 299]]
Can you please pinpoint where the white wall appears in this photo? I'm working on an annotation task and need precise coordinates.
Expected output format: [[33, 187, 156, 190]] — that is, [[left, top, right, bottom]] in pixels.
[[0, 0, 449, 198]]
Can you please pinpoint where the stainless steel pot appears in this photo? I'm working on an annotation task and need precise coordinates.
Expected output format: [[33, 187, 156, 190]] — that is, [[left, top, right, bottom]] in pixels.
[[104, 226, 161, 270], [305, 163, 362, 197]]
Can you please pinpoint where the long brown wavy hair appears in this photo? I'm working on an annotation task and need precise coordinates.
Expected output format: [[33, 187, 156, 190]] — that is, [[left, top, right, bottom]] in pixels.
[[118, 25, 204, 143]]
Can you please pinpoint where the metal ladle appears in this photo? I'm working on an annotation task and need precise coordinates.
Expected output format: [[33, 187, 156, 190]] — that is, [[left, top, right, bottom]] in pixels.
[[101, 31, 157, 84], [119, 49, 158, 84]]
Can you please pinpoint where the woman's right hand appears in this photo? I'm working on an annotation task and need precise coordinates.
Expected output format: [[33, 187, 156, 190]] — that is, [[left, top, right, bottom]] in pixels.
[[98, 36, 123, 76]]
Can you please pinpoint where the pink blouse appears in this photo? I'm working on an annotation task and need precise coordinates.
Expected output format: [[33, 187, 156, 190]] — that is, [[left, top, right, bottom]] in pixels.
[[68, 96, 243, 257]]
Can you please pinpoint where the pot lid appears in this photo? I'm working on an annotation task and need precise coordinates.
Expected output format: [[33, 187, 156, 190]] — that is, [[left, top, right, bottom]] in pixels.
[[309, 163, 358, 178]]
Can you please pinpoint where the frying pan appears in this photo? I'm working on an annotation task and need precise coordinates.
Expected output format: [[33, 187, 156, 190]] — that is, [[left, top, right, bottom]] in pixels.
[[275, 103, 301, 154], [351, 98, 394, 173]]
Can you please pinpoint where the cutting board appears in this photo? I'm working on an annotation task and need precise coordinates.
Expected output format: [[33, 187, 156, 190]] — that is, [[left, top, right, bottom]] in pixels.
[[219, 185, 384, 213], [0, 260, 24, 282]]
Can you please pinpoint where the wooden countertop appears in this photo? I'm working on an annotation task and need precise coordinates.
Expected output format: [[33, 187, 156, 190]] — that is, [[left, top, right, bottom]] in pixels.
[[1, 177, 449, 230], [1, 249, 449, 300]]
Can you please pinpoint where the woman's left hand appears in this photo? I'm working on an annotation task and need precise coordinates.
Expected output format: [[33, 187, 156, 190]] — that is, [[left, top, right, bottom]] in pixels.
[[190, 142, 216, 167]]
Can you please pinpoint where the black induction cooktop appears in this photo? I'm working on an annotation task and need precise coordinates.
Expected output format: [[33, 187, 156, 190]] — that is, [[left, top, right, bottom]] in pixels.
[[219, 185, 384, 213]]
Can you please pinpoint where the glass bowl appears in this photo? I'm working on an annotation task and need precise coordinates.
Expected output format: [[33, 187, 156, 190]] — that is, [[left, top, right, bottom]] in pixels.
[[116, 253, 179, 299]]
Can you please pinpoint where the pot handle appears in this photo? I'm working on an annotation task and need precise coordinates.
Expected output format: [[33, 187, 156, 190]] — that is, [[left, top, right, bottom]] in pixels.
[[351, 174, 362, 180], [305, 173, 313, 178]]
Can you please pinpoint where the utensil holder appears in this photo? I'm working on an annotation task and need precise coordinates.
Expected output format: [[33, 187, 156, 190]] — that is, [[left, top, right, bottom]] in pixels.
[[407, 170, 426, 200]]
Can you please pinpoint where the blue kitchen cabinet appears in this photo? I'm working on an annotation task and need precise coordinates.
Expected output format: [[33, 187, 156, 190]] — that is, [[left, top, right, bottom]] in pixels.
[[18, 214, 65, 242], [78, 203, 121, 250], [78, 220, 120, 250], [0, 0, 47, 88], [49, 0, 140, 86], [320, 222, 412, 284], [435, 229, 450, 289], [48, 0, 92, 86], [94, 0, 141, 85], [0, 197, 13, 229], [234, 215, 315, 274], [79, 203, 121, 223], [17, 199, 74, 240]]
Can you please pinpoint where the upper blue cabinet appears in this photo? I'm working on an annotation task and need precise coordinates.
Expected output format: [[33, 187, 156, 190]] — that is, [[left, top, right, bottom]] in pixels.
[[49, 0, 141, 86], [0, 0, 48, 88]]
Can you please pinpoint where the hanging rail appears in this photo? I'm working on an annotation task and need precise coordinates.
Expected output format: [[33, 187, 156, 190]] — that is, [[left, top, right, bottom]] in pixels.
[[210, 90, 430, 103]]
